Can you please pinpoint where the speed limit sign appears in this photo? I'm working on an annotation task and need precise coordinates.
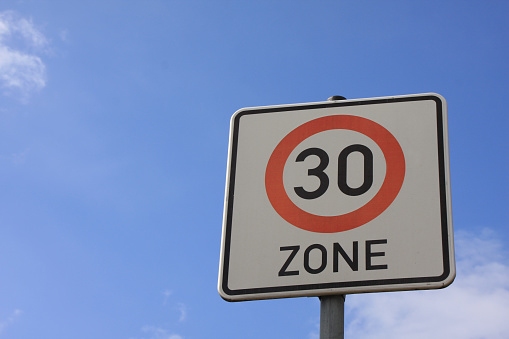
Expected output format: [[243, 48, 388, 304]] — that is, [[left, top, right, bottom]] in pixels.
[[218, 93, 455, 301]]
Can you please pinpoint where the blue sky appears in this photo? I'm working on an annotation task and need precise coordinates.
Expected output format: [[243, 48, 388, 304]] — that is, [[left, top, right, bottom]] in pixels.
[[0, 1, 508, 338]]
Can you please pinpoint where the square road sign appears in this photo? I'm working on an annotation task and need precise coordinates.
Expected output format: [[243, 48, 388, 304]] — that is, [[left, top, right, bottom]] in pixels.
[[218, 93, 455, 301]]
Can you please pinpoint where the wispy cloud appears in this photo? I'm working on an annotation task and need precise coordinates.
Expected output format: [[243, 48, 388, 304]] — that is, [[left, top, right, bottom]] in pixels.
[[59, 29, 69, 43], [176, 303, 187, 323], [162, 289, 172, 306], [131, 290, 186, 339], [140, 326, 183, 339], [0, 10, 48, 101], [308, 328, 319, 339], [344, 228, 509, 339], [0, 309, 22, 335], [161, 289, 187, 323]]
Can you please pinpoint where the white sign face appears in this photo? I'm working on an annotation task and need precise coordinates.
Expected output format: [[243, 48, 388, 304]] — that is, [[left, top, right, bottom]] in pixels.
[[218, 93, 455, 301]]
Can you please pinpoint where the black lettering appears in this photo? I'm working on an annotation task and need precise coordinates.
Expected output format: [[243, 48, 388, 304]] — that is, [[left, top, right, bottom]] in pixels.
[[366, 239, 388, 270], [294, 148, 329, 199], [333, 241, 358, 272], [304, 244, 327, 274], [279, 246, 300, 276], [338, 144, 374, 196]]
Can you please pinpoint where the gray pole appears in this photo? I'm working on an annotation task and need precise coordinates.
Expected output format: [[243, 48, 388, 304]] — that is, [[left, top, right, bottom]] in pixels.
[[320, 295, 345, 339], [320, 95, 348, 339]]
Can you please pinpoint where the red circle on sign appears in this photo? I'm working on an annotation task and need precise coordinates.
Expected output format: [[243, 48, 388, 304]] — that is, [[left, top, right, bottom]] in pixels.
[[265, 115, 405, 233]]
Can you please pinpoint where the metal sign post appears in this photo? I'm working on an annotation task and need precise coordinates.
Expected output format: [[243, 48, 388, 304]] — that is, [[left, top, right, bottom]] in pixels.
[[320, 295, 345, 339]]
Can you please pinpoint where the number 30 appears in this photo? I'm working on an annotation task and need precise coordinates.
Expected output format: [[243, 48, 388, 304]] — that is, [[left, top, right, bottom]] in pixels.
[[294, 145, 374, 199]]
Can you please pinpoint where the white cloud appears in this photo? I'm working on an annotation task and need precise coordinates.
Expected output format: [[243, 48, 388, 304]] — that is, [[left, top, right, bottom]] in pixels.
[[59, 29, 69, 43], [162, 289, 173, 306], [11, 147, 30, 164], [161, 290, 187, 323], [0, 10, 48, 100], [344, 229, 509, 339], [131, 292, 186, 339], [176, 303, 187, 323], [140, 326, 183, 339], [308, 330, 319, 339], [0, 309, 22, 334]]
